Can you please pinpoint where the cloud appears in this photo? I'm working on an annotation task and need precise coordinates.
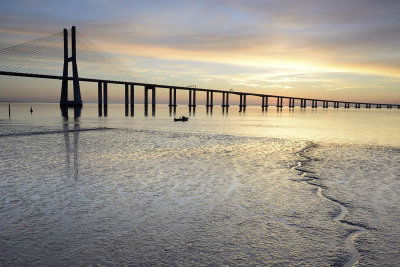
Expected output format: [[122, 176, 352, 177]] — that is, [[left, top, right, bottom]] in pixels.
[[1, 0, 400, 103]]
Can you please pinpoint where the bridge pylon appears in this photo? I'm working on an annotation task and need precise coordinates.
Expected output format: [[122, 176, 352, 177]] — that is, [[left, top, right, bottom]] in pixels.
[[60, 26, 82, 107]]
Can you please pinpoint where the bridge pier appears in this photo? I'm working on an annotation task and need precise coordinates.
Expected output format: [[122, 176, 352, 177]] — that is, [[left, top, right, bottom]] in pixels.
[[125, 84, 129, 116], [261, 96, 269, 111], [262, 96, 264, 110], [152, 87, 156, 115], [289, 98, 295, 108], [169, 88, 172, 107], [130, 84, 134, 116], [169, 88, 177, 107], [60, 26, 82, 107], [355, 103, 360, 109], [103, 82, 108, 116], [144, 85, 156, 115], [206, 91, 214, 107], [188, 89, 196, 107], [169, 88, 177, 115], [300, 99, 307, 108], [276, 97, 280, 108], [239, 94, 247, 111], [144, 86, 148, 115], [188, 89, 196, 114], [98, 82, 102, 116], [221, 92, 229, 112], [312, 100, 317, 108], [193, 90, 196, 107], [387, 104, 392, 109]]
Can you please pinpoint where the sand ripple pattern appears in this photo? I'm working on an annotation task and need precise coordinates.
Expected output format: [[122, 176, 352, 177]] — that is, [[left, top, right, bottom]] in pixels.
[[0, 129, 369, 266]]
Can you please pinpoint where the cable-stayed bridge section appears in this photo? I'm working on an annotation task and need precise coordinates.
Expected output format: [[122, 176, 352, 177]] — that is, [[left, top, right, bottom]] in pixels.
[[0, 26, 399, 117]]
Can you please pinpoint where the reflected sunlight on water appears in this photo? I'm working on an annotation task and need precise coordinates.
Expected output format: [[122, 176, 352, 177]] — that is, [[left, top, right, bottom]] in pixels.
[[0, 103, 399, 266]]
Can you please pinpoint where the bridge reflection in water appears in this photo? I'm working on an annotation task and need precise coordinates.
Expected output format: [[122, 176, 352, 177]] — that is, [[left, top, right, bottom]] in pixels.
[[61, 106, 81, 180]]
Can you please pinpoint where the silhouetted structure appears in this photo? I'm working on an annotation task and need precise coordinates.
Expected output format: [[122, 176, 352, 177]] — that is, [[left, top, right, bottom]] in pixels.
[[60, 26, 82, 107], [0, 26, 399, 115]]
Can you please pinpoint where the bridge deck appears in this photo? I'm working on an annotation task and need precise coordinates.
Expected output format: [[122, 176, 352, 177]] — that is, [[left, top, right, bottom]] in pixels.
[[1, 71, 398, 106]]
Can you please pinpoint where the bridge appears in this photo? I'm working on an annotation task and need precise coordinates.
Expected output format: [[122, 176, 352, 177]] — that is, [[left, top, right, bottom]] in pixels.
[[1, 26, 399, 117]]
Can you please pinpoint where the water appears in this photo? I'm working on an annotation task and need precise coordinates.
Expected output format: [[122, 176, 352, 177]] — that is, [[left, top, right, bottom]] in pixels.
[[1, 103, 399, 266]]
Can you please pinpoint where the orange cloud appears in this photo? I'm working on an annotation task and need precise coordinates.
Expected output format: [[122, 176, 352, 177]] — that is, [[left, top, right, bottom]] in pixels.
[[97, 41, 400, 79]]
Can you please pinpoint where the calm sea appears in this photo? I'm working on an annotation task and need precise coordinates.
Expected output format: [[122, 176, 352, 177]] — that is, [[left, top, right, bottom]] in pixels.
[[1, 103, 399, 266]]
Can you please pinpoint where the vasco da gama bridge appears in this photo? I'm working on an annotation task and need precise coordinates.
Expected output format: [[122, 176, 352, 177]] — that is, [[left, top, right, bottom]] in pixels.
[[1, 26, 399, 116]]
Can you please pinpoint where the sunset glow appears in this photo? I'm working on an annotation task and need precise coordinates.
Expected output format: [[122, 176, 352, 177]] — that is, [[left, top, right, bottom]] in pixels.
[[1, 0, 399, 103]]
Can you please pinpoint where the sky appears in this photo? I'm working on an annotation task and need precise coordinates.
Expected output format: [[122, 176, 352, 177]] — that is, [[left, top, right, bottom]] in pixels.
[[0, 0, 400, 104]]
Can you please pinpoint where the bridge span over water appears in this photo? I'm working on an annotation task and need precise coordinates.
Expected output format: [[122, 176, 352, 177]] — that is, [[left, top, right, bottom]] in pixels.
[[1, 26, 399, 117]]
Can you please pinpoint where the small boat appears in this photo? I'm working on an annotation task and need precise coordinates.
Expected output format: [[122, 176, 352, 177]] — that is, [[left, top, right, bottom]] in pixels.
[[174, 116, 188, 122]]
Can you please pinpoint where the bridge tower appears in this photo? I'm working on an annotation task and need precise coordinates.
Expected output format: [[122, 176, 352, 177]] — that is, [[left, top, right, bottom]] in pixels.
[[60, 26, 82, 107]]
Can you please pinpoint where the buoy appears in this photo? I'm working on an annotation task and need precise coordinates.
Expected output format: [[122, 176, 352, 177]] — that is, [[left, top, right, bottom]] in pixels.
[[30, 107, 33, 113]]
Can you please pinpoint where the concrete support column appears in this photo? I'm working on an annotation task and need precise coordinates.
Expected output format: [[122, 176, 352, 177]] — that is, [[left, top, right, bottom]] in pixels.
[[152, 87, 156, 107], [290, 98, 295, 108], [130, 84, 134, 116], [173, 88, 177, 107], [188, 89, 196, 108], [98, 82, 102, 116], [262, 96, 264, 110], [210, 91, 214, 107], [103, 82, 108, 116], [169, 88, 172, 106], [222, 92, 226, 107], [206, 91, 210, 106], [144, 86, 148, 116], [312, 100, 317, 108], [151, 87, 156, 115], [144, 87, 148, 106], [125, 84, 129, 116]]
